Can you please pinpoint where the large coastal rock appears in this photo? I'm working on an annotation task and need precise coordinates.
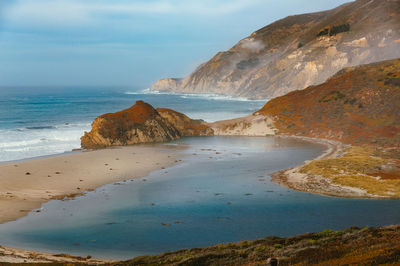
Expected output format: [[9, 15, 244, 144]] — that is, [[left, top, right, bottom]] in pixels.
[[157, 108, 213, 136], [81, 101, 180, 149], [151, 0, 400, 99], [256, 58, 400, 147], [81, 101, 213, 149]]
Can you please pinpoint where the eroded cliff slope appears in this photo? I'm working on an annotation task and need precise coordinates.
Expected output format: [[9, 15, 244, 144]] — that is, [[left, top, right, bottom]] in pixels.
[[152, 0, 400, 99]]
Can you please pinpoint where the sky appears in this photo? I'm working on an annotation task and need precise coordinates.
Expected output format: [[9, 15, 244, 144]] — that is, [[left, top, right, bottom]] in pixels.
[[0, 0, 351, 88]]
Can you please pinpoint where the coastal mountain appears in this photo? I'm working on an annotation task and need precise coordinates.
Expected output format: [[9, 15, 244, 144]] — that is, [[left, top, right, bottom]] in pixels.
[[151, 0, 400, 99], [81, 101, 212, 149]]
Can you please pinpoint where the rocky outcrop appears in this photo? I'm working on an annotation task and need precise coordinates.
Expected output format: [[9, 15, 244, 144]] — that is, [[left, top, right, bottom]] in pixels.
[[151, 0, 400, 99], [81, 101, 180, 149], [256, 58, 400, 147], [81, 101, 213, 149], [157, 108, 213, 136]]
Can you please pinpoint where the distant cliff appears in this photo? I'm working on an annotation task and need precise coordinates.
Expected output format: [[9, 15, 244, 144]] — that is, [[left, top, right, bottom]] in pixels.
[[81, 101, 213, 149], [151, 0, 400, 99]]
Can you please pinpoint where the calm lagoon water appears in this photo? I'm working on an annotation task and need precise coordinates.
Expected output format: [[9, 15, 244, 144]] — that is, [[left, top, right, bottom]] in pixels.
[[0, 136, 399, 259]]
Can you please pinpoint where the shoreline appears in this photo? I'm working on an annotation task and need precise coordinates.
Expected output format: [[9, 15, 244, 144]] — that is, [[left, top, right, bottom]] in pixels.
[[0, 149, 83, 166], [0, 144, 183, 225], [271, 136, 385, 199], [0, 135, 395, 263]]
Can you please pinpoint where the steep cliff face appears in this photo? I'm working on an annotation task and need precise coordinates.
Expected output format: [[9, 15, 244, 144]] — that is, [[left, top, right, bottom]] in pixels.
[[151, 0, 400, 99], [256, 58, 400, 147], [81, 101, 213, 149]]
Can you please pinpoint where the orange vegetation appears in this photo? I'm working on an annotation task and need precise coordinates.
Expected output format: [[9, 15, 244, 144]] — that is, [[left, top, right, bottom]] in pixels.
[[257, 59, 400, 148], [81, 101, 213, 149], [157, 108, 213, 136]]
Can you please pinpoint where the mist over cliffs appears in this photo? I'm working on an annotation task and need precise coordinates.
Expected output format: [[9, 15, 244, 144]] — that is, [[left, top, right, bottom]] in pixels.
[[151, 0, 400, 99]]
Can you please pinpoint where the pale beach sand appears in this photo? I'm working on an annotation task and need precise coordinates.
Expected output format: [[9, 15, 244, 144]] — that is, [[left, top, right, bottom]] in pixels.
[[0, 144, 182, 224]]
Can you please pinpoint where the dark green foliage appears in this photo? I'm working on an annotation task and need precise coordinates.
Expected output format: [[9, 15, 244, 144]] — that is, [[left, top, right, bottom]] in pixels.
[[330, 23, 350, 35], [317, 23, 350, 37], [236, 58, 259, 70]]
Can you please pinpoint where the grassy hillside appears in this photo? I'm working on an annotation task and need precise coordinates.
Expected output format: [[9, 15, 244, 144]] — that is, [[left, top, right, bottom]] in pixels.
[[257, 58, 400, 147], [118, 226, 400, 265], [258, 58, 400, 197]]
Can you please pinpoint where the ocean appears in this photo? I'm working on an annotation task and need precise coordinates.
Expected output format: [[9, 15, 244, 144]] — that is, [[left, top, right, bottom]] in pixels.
[[0, 86, 266, 162]]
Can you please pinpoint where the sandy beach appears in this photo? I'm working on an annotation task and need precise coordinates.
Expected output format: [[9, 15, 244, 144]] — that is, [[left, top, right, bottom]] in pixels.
[[0, 144, 182, 224]]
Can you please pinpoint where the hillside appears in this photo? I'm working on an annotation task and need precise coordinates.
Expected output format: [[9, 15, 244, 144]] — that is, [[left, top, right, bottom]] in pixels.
[[3, 226, 399, 264], [151, 0, 400, 99], [256, 58, 400, 147], [257, 58, 400, 198], [120, 226, 400, 265]]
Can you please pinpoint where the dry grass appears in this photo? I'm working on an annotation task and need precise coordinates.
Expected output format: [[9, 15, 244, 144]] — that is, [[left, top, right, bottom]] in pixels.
[[116, 226, 400, 265], [331, 175, 400, 197], [300, 146, 400, 197]]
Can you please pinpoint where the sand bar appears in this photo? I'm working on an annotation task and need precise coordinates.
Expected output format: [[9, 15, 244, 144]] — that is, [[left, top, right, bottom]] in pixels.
[[0, 144, 182, 224], [271, 136, 383, 198]]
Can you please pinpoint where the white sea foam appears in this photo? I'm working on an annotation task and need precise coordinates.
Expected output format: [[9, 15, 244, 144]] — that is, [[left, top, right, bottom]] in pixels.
[[125, 89, 268, 102], [0, 122, 91, 162]]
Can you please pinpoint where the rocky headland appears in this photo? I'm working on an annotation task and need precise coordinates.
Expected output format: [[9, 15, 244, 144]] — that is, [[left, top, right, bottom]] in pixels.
[[151, 0, 400, 99], [81, 100, 213, 149]]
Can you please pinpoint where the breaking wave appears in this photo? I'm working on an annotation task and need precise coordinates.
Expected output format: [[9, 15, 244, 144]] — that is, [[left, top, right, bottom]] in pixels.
[[125, 89, 268, 102], [0, 122, 91, 162]]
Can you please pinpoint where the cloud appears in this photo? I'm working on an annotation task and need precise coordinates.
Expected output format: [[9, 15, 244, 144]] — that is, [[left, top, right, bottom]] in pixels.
[[2, 0, 262, 27], [3, 0, 90, 26], [240, 38, 265, 52]]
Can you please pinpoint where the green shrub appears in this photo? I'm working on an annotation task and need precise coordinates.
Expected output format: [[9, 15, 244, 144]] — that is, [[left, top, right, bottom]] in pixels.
[[330, 23, 350, 35]]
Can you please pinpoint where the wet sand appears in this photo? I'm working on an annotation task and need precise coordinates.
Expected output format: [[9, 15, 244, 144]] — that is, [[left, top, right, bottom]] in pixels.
[[0, 145, 182, 224]]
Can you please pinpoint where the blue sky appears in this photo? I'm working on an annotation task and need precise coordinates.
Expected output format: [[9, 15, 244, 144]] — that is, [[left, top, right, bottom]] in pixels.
[[0, 0, 351, 88]]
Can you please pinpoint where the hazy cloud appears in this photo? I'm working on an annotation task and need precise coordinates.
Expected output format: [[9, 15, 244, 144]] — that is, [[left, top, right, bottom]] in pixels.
[[2, 0, 262, 27], [240, 38, 265, 52]]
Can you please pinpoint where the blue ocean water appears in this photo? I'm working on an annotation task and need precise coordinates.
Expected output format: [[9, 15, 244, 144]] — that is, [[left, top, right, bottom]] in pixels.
[[1, 137, 399, 259], [0, 86, 266, 162]]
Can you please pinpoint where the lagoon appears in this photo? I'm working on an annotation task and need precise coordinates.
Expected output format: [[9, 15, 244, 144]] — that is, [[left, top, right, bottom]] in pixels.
[[0, 137, 399, 259]]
